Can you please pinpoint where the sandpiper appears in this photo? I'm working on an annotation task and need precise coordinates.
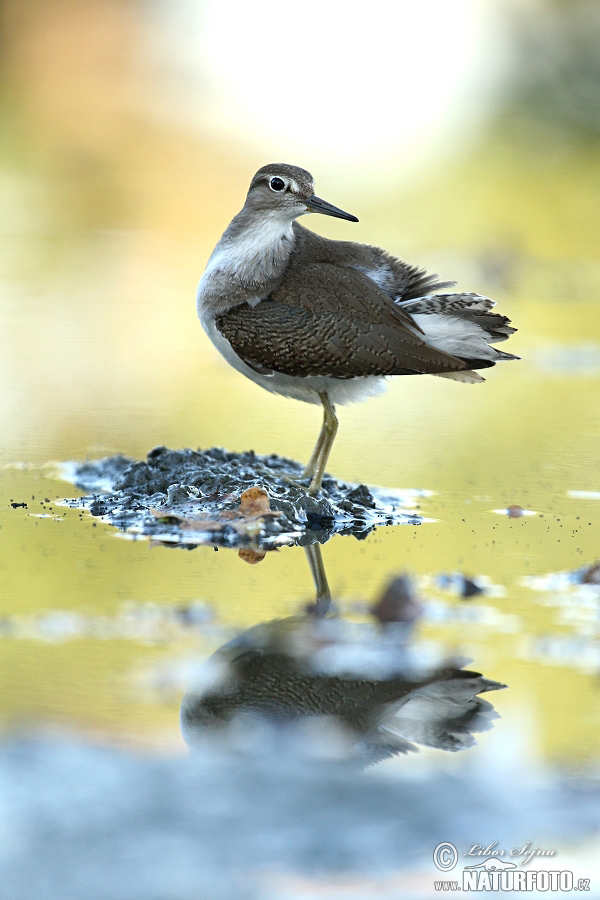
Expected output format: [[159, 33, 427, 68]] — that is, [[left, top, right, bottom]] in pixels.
[[197, 164, 518, 494]]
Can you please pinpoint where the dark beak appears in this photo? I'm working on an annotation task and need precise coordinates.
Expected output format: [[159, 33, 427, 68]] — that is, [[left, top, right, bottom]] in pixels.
[[306, 195, 358, 222]]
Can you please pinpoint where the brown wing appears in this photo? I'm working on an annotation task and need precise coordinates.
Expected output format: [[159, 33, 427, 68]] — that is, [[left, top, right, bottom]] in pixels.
[[215, 263, 466, 379], [291, 224, 456, 303]]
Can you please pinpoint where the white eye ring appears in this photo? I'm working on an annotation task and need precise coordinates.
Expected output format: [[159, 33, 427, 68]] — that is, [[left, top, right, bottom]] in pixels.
[[269, 176, 286, 192]]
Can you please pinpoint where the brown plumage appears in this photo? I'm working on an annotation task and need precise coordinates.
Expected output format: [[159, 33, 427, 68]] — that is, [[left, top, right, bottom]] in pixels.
[[196, 164, 519, 493], [181, 616, 506, 762], [215, 223, 516, 379]]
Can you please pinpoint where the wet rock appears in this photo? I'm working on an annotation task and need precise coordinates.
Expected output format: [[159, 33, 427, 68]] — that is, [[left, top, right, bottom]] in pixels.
[[434, 573, 501, 599], [461, 577, 485, 599], [70, 454, 133, 492], [581, 562, 600, 585], [371, 575, 423, 625], [60, 447, 426, 549]]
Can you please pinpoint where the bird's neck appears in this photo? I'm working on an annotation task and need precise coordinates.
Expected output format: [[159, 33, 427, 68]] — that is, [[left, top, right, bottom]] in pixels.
[[197, 209, 297, 317]]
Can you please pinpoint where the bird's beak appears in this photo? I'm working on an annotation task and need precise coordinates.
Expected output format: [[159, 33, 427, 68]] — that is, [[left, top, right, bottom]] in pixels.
[[305, 195, 359, 222]]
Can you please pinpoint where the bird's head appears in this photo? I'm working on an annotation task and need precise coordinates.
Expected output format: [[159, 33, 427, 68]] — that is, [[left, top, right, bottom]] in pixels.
[[245, 163, 358, 224]]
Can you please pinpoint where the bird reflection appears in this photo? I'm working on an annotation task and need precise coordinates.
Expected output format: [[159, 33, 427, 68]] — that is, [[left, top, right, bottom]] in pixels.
[[181, 545, 506, 763]]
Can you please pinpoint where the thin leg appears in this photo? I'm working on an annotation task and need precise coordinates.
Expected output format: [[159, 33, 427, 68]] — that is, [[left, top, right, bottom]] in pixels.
[[304, 543, 331, 616], [308, 392, 338, 496], [302, 408, 328, 479]]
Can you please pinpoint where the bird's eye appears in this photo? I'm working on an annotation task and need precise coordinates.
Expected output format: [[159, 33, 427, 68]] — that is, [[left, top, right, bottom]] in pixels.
[[269, 176, 285, 192]]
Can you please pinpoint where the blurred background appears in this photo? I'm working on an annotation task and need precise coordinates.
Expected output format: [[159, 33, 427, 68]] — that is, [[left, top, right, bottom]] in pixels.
[[1, 0, 599, 461], [1, 0, 600, 896]]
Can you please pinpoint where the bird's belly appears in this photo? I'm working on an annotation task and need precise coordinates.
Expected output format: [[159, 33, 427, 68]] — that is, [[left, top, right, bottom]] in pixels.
[[200, 312, 388, 406]]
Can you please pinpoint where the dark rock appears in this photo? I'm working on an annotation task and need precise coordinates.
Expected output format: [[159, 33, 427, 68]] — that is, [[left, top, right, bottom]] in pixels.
[[372, 575, 423, 624], [60, 447, 427, 549], [462, 577, 485, 599]]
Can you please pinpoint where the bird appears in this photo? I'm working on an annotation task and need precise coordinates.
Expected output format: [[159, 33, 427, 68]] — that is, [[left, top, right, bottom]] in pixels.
[[180, 614, 506, 762], [196, 164, 518, 494]]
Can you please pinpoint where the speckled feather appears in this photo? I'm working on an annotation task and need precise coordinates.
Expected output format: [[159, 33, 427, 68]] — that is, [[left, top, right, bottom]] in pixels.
[[182, 641, 506, 758], [215, 223, 470, 379], [198, 165, 518, 394]]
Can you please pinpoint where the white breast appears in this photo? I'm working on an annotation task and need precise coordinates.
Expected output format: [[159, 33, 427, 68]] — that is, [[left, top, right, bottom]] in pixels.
[[196, 215, 295, 316], [196, 219, 388, 406]]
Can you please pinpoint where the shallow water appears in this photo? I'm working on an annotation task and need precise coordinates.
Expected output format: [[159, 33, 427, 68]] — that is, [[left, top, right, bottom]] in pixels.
[[3, 307, 600, 894]]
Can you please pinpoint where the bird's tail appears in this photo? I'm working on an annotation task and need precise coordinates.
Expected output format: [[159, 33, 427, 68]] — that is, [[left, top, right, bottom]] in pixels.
[[399, 292, 519, 382], [381, 668, 506, 752]]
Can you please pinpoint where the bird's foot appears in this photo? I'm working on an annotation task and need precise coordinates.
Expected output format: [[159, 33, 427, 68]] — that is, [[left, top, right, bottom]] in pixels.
[[280, 472, 325, 498], [281, 472, 311, 489]]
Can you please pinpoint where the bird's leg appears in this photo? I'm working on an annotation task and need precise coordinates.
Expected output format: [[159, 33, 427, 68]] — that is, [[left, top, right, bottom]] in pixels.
[[304, 543, 331, 616], [301, 410, 328, 480], [284, 398, 327, 484], [281, 414, 326, 486], [308, 393, 338, 496]]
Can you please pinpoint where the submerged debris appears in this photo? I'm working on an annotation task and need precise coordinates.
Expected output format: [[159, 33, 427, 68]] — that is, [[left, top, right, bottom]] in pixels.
[[493, 504, 536, 517], [461, 577, 486, 599], [370, 574, 423, 625], [522, 562, 600, 592], [58, 446, 428, 548], [434, 572, 504, 599], [581, 562, 600, 585]]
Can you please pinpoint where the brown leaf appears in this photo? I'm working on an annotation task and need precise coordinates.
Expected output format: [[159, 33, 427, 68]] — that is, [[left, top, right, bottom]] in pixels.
[[238, 487, 274, 517], [238, 547, 267, 565], [149, 486, 281, 540]]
